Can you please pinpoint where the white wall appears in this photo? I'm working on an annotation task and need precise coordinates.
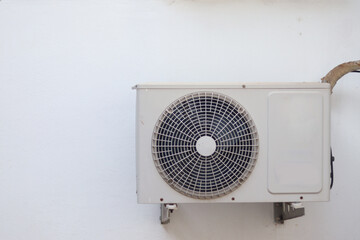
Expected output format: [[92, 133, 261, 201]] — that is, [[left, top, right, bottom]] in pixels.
[[0, 0, 359, 239]]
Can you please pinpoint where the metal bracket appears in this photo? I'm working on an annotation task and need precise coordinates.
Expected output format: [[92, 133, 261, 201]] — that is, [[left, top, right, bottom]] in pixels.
[[160, 203, 178, 224], [274, 202, 305, 224]]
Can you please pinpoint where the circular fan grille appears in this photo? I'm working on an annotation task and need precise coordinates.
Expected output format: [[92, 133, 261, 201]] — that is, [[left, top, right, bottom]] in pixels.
[[152, 92, 259, 199]]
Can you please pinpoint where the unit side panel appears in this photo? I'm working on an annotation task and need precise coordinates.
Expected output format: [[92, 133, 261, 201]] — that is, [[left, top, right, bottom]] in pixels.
[[267, 92, 324, 194]]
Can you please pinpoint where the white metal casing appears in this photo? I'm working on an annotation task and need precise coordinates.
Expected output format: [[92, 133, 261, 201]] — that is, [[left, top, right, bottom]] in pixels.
[[135, 82, 331, 203]]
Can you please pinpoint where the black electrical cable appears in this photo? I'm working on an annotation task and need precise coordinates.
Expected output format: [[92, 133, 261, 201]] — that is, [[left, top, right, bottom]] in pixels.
[[330, 149, 335, 189]]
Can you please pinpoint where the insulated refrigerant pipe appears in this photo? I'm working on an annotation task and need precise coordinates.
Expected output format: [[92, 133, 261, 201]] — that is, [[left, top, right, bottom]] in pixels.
[[322, 60, 360, 93]]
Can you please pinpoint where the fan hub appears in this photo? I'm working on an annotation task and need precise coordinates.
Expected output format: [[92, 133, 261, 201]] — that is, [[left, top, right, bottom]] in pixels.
[[196, 136, 216, 157]]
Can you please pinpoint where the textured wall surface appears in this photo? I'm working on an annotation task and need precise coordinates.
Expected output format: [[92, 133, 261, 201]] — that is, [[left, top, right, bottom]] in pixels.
[[0, 0, 359, 239]]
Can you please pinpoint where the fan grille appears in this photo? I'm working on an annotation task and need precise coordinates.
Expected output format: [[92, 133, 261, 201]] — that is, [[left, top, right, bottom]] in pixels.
[[152, 92, 259, 199]]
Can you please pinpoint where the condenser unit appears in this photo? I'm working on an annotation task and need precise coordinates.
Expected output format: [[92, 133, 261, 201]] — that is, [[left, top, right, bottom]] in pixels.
[[134, 82, 331, 224]]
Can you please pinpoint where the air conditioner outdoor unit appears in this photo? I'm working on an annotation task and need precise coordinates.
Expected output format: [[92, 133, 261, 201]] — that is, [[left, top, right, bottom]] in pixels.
[[134, 82, 331, 224]]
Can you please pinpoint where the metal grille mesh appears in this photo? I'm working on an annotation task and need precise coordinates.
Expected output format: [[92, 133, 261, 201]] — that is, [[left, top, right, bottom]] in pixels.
[[152, 92, 259, 199]]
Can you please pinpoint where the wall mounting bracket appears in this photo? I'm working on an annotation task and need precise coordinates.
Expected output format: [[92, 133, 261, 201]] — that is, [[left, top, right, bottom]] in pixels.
[[160, 203, 178, 224], [274, 202, 305, 224]]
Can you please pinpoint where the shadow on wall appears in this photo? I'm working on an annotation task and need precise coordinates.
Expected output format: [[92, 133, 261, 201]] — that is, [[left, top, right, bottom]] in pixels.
[[162, 0, 346, 5], [161, 203, 277, 238]]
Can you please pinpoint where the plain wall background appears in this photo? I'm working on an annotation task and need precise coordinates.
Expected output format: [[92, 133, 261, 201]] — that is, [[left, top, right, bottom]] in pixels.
[[0, 0, 359, 239]]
